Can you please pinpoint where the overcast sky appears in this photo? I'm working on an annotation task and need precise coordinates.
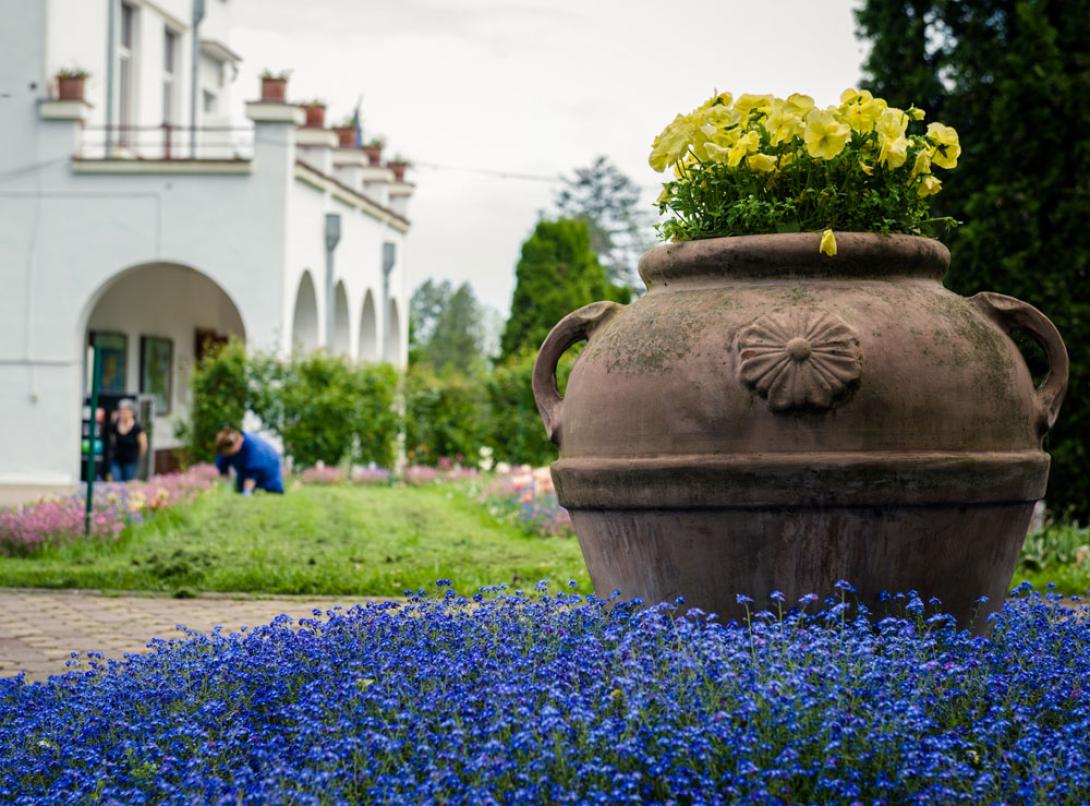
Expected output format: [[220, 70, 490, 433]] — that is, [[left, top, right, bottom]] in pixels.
[[231, 0, 867, 316]]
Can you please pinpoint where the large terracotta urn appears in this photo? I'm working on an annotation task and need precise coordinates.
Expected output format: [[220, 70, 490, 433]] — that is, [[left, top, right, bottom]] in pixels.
[[533, 233, 1068, 627]]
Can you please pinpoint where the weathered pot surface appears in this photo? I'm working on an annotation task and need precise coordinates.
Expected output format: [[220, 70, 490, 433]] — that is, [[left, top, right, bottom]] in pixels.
[[533, 232, 1069, 628]]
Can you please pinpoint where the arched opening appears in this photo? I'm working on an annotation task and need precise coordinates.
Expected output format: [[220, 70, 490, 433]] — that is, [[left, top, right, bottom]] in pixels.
[[82, 262, 245, 476], [358, 290, 378, 362], [291, 271, 319, 355], [384, 298, 401, 365], [332, 281, 351, 356]]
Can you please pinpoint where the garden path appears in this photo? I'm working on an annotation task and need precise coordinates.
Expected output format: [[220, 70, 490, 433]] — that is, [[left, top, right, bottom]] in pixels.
[[0, 588, 383, 682]]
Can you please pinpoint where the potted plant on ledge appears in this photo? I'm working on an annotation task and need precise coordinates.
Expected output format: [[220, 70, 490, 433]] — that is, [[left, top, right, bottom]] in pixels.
[[532, 89, 1069, 629], [55, 68, 89, 102], [363, 137, 384, 166], [301, 99, 326, 129], [259, 70, 290, 102], [333, 117, 358, 148], [387, 155, 410, 182]]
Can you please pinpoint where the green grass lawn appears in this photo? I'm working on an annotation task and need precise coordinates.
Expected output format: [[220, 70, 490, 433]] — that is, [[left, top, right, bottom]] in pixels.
[[0, 485, 591, 597]]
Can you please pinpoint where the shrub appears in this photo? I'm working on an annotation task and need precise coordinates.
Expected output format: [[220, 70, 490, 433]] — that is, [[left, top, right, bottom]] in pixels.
[[404, 365, 487, 466], [179, 340, 248, 464], [486, 348, 574, 467], [185, 350, 399, 471], [3, 585, 1089, 802]]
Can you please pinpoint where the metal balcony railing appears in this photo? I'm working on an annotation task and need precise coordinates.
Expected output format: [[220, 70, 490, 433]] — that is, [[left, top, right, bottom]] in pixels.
[[77, 125, 255, 161]]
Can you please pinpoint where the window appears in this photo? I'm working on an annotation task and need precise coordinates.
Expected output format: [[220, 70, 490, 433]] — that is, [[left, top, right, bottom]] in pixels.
[[202, 89, 217, 114], [89, 332, 128, 395], [118, 3, 138, 146], [162, 28, 178, 125], [140, 336, 173, 415]]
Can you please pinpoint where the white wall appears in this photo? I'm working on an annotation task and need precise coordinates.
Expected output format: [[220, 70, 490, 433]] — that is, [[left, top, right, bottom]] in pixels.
[[0, 113, 295, 484]]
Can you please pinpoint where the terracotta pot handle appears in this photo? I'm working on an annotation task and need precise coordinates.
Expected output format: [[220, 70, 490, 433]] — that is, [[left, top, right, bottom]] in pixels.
[[970, 292, 1069, 435], [532, 301, 623, 444]]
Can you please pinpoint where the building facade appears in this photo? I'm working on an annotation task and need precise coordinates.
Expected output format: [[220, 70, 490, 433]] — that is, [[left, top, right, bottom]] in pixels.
[[0, 0, 414, 487]]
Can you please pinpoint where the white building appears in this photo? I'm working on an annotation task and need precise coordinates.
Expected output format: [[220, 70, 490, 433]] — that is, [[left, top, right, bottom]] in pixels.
[[0, 0, 414, 487]]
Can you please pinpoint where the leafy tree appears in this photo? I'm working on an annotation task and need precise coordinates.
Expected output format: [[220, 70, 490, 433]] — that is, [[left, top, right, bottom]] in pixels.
[[500, 217, 628, 360], [857, 0, 1090, 518], [555, 156, 654, 290], [409, 279, 488, 373], [409, 279, 453, 365], [426, 283, 487, 374]]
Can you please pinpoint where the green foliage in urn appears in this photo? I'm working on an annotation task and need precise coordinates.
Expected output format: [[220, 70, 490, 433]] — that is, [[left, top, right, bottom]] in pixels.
[[856, 0, 1090, 518]]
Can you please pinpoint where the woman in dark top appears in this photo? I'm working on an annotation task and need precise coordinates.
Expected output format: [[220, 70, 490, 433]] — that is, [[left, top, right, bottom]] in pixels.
[[109, 399, 147, 482]]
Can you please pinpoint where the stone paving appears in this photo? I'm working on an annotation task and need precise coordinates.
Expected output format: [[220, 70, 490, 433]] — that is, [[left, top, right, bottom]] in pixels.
[[0, 588, 381, 683]]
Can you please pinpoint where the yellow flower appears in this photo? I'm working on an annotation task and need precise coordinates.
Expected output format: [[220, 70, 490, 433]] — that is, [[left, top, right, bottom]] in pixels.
[[879, 136, 909, 169], [803, 109, 851, 160], [649, 114, 693, 172], [699, 90, 733, 111], [910, 148, 932, 178], [927, 122, 961, 169], [764, 104, 804, 145], [876, 108, 909, 143], [726, 130, 760, 167], [917, 175, 942, 197], [703, 141, 731, 162], [785, 93, 815, 115], [697, 105, 743, 139], [840, 88, 888, 133], [859, 160, 874, 176], [734, 93, 774, 115], [820, 229, 837, 256], [907, 105, 926, 121], [747, 153, 777, 173], [839, 87, 871, 105]]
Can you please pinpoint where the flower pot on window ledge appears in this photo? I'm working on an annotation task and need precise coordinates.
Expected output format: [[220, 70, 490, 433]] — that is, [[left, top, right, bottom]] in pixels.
[[56, 73, 86, 101], [260, 76, 288, 103], [533, 232, 1069, 630], [387, 160, 408, 181], [302, 103, 326, 129], [333, 126, 356, 148], [363, 144, 383, 165]]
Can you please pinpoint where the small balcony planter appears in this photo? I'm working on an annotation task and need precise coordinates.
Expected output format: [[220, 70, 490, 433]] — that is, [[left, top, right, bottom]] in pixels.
[[333, 126, 356, 148], [363, 139, 384, 166], [387, 158, 409, 181], [259, 70, 289, 102], [56, 69, 88, 101], [302, 101, 326, 129], [533, 89, 1070, 630]]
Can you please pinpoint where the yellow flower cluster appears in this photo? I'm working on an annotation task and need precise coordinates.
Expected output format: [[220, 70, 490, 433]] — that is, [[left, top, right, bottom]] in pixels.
[[649, 88, 960, 200]]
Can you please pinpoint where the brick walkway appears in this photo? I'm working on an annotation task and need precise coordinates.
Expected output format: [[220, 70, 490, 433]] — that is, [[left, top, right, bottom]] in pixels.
[[0, 589, 383, 683]]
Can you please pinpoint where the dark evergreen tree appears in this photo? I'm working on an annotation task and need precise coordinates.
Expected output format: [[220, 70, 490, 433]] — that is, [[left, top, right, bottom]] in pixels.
[[499, 218, 628, 360], [857, 0, 1090, 518]]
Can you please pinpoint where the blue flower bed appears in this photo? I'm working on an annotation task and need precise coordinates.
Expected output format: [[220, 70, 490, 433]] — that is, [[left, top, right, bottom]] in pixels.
[[2, 583, 1088, 803]]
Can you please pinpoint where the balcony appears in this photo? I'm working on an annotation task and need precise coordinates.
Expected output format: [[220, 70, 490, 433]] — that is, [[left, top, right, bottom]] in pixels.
[[74, 125, 254, 171]]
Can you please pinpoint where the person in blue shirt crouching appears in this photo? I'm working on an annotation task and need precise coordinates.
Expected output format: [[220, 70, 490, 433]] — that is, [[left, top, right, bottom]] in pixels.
[[214, 428, 284, 495]]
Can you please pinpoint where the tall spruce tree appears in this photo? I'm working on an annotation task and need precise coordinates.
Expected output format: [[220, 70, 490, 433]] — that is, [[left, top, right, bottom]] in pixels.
[[857, 0, 1090, 518], [555, 156, 654, 291], [500, 218, 628, 360]]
